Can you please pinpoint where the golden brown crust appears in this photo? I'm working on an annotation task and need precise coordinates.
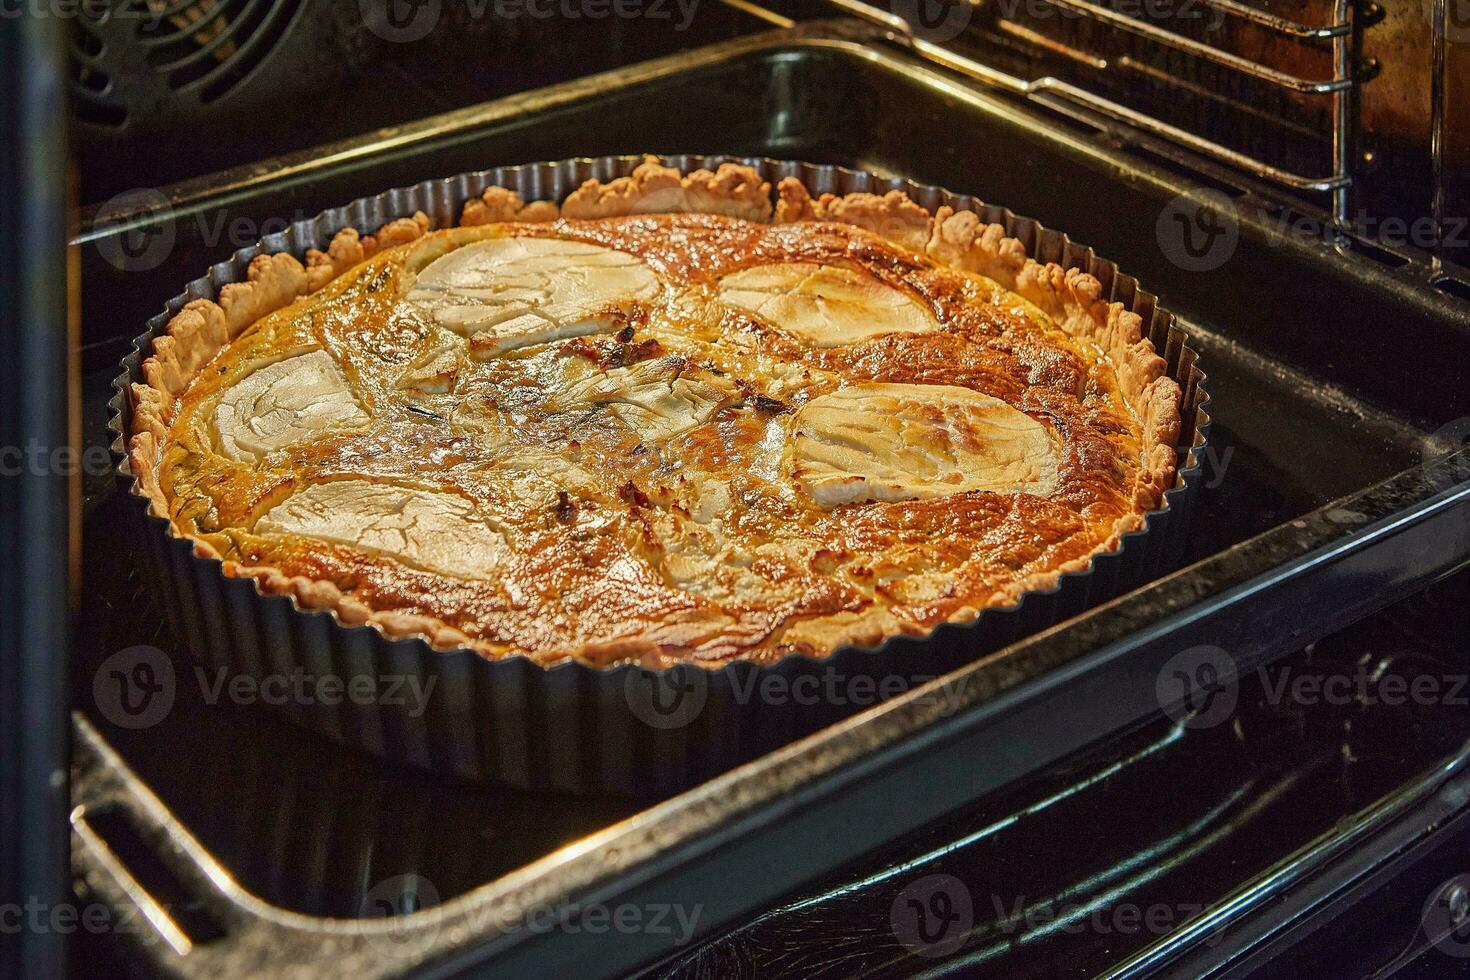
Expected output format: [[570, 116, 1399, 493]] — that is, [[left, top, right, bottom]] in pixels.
[[562, 155, 773, 222], [923, 206, 1180, 509], [460, 186, 559, 227], [774, 178, 932, 252], [127, 160, 1183, 667]]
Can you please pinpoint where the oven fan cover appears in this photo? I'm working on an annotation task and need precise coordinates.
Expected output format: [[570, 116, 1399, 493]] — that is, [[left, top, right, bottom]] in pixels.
[[74, 0, 308, 127]]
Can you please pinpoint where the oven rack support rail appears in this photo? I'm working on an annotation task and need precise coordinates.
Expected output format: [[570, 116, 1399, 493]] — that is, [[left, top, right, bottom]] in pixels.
[[814, 0, 1367, 221]]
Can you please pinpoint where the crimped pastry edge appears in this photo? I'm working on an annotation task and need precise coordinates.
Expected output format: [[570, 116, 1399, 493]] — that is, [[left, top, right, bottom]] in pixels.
[[126, 155, 1183, 667]]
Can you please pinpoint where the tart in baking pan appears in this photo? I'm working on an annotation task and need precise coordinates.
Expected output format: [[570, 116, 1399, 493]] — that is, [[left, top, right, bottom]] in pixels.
[[126, 158, 1181, 669]]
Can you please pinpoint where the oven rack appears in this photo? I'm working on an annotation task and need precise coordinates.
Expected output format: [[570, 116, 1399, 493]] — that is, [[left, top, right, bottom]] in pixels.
[[817, 0, 1371, 220]]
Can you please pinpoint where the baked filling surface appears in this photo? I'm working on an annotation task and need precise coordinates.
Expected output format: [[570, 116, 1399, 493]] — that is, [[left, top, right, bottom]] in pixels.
[[129, 160, 1181, 667]]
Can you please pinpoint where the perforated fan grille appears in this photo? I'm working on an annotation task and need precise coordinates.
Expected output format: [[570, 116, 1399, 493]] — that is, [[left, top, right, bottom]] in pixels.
[[69, 0, 297, 131], [71, 15, 125, 128], [133, 0, 294, 101]]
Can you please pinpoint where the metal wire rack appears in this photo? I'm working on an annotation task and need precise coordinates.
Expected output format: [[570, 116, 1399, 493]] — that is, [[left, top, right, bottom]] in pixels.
[[823, 0, 1371, 221]]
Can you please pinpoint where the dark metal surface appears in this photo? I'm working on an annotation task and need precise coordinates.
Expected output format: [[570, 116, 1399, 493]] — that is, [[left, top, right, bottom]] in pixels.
[[69, 21, 1470, 980], [639, 574, 1470, 978], [72, 0, 775, 204], [0, 15, 75, 980]]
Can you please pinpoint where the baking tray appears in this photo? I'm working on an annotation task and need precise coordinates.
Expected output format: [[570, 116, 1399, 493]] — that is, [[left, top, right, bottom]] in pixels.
[[109, 155, 1209, 795], [640, 573, 1470, 977], [70, 20, 1470, 979]]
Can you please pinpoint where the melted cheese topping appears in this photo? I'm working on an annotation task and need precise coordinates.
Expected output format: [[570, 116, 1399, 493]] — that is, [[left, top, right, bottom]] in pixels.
[[792, 384, 1061, 507], [406, 238, 658, 354], [717, 262, 936, 346], [214, 350, 368, 460], [549, 357, 741, 441], [258, 480, 509, 579], [156, 215, 1150, 667]]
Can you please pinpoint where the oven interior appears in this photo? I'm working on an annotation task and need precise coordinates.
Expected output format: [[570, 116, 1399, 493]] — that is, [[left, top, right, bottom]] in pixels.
[[63, 4, 1470, 978]]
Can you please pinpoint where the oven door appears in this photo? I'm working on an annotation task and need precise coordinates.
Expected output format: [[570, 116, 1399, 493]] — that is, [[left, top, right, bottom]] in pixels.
[[0, 15, 75, 980]]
